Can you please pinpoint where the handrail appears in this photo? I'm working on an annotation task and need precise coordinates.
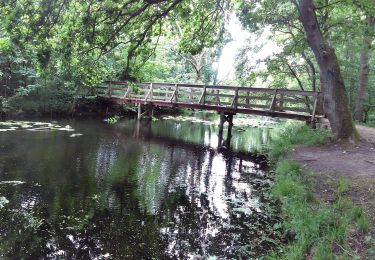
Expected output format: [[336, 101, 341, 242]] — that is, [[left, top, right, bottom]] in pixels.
[[98, 81, 324, 122], [103, 81, 320, 97]]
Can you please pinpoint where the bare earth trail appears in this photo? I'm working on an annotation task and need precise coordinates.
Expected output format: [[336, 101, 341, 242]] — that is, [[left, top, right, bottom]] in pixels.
[[288, 125, 375, 258]]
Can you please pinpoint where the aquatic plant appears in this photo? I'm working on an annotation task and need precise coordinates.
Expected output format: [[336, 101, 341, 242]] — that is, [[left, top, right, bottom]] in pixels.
[[105, 115, 121, 124]]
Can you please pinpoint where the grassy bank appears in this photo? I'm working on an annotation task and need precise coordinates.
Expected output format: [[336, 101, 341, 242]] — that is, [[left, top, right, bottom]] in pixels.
[[267, 123, 372, 259]]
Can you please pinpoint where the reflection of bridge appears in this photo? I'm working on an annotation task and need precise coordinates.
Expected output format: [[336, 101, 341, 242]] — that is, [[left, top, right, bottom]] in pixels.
[[115, 120, 268, 174], [98, 81, 324, 147]]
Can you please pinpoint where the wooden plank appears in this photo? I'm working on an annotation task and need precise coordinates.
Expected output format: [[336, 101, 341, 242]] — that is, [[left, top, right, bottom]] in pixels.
[[237, 103, 270, 109], [281, 97, 313, 104], [206, 93, 235, 98], [142, 82, 204, 89], [150, 97, 169, 101], [128, 94, 147, 99], [176, 98, 198, 103], [152, 89, 175, 94], [269, 90, 278, 112], [199, 85, 207, 104], [206, 100, 232, 106], [283, 106, 311, 113], [176, 92, 201, 97], [237, 95, 272, 101], [310, 95, 319, 125], [231, 87, 239, 108], [123, 87, 131, 98]]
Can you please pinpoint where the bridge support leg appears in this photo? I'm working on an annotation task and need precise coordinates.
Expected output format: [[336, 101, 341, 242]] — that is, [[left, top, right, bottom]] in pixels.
[[137, 103, 154, 120], [218, 112, 235, 148], [137, 103, 142, 120]]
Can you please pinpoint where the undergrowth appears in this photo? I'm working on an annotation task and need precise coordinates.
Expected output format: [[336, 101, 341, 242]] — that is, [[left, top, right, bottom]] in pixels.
[[266, 123, 371, 259], [267, 123, 332, 162]]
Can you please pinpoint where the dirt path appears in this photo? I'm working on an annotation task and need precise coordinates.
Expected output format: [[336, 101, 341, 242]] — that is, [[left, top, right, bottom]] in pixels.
[[288, 125, 375, 258]]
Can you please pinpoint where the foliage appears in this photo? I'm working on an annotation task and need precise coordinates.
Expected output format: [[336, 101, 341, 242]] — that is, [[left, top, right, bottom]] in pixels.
[[0, 0, 228, 116], [7, 83, 75, 115]]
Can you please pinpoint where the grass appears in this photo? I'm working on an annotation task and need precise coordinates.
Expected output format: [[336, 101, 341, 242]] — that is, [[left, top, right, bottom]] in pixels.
[[266, 124, 371, 259], [337, 177, 349, 194], [269, 160, 353, 259], [352, 207, 370, 233], [267, 122, 332, 162]]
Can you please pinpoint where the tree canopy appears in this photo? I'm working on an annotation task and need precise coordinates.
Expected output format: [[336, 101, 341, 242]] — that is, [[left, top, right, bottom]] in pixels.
[[1, 0, 375, 138]]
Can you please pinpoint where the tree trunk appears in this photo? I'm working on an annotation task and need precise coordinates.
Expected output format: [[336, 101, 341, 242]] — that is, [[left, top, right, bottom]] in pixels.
[[296, 0, 357, 140], [302, 52, 317, 92], [346, 50, 356, 110], [354, 16, 375, 121]]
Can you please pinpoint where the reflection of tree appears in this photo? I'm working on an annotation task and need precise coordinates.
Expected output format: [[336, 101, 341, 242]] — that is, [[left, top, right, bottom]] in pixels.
[[0, 119, 277, 258], [158, 148, 277, 258]]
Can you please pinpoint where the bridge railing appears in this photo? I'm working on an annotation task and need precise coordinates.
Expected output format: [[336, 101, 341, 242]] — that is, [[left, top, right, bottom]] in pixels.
[[98, 81, 323, 120]]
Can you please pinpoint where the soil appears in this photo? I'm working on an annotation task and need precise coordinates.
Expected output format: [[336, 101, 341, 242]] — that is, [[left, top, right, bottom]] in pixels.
[[288, 124, 375, 259]]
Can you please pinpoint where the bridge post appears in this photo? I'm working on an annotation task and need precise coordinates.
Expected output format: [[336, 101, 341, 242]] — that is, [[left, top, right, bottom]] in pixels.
[[137, 103, 154, 120], [218, 112, 225, 147], [137, 103, 142, 120], [227, 114, 233, 143]]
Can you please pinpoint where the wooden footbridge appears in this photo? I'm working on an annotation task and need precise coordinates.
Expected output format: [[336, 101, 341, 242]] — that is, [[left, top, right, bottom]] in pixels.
[[97, 81, 324, 147]]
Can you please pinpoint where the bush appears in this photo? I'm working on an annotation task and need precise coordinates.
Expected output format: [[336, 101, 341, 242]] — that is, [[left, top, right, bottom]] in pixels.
[[0, 96, 12, 113], [8, 84, 75, 115]]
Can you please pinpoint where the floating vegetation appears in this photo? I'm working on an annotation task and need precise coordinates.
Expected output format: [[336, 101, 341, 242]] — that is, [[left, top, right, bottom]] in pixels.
[[233, 116, 278, 128], [104, 116, 121, 124], [69, 133, 83, 138], [0, 181, 25, 186], [0, 121, 75, 132], [162, 114, 279, 128], [0, 197, 9, 208], [162, 115, 214, 125]]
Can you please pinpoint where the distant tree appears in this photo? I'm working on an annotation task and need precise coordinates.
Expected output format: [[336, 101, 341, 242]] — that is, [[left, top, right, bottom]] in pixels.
[[354, 1, 375, 121]]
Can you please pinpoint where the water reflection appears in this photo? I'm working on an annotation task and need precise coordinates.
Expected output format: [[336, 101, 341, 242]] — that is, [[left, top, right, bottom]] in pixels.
[[0, 117, 279, 259]]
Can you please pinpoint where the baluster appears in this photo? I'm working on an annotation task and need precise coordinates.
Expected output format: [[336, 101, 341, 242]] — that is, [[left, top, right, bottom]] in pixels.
[[269, 89, 278, 112], [199, 85, 207, 105]]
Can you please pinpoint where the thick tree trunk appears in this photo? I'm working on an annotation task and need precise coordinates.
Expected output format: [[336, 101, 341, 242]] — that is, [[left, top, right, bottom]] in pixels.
[[354, 16, 375, 121], [296, 0, 357, 140]]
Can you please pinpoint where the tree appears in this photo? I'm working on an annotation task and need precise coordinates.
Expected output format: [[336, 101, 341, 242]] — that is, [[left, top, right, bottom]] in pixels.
[[354, 2, 375, 121], [293, 0, 358, 139]]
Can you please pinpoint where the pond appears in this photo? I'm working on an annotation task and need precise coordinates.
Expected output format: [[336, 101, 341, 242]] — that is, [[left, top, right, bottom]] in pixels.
[[0, 114, 281, 259]]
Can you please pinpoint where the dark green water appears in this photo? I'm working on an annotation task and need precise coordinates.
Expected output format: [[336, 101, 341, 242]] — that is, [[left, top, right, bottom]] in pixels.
[[0, 116, 280, 259]]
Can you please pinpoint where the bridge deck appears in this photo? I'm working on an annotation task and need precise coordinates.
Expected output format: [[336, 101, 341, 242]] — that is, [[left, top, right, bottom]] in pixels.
[[97, 81, 324, 122]]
